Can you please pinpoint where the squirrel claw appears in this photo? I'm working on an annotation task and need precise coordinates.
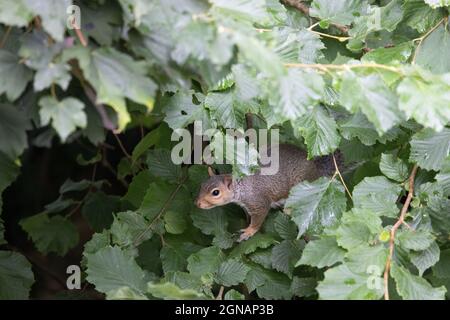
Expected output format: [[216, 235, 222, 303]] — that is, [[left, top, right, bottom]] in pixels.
[[237, 227, 257, 242]]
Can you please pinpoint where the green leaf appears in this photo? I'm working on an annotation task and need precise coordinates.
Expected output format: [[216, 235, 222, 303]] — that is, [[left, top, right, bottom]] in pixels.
[[410, 242, 440, 276], [317, 263, 383, 300], [397, 74, 450, 131], [310, 0, 368, 25], [0, 251, 34, 299], [415, 24, 450, 73], [86, 246, 149, 294], [0, 0, 33, 27], [110, 211, 150, 247], [224, 289, 245, 300], [147, 282, 206, 300], [0, 50, 33, 101], [397, 229, 435, 251], [336, 71, 402, 134], [403, 0, 445, 33], [147, 149, 183, 183], [0, 104, 29, 158], [122, 171, 153, 209], [164, 210, 188, 234], [131, 129, 160, 163], [410, 128, 450, 171], [163, 91, 206, 130], [24, 0, 71, 42], [435, 157, 450, 196], [191, 207, 228, 236], [297, 237, 345, 268], [34, 62, 71, 91], [274, 213, 297, 240], [205, 89, 249, 129], [273, 69, 324, 121], [297, 105, 341, 158], [352, 176, 402, 217], [391, 263, 446, 300], [346, 244, 388, 274], [424, 0, 450, 9], [215, 259, 251, 286], [361, 42, 414, 64], [38, 96, 87, 142], [68, 46, 157, 131], [210, 0, 275, 25], [20, 213, 79, 256], [160, 238, 201, 273], [291, 277, 317, 298], [285, 177, 346, 238], [106, 286, 148, 300], [271, 239, 303, 277], [187, 246, 225, 277], [379, 153, 409, 182], [230, 233, 277, 258], [82, 192, 119, 232], [432, 249, 450, 279]]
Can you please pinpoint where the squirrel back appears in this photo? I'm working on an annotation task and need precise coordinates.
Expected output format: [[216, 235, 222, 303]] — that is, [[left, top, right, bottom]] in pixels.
[[196, 144, 340, 210]]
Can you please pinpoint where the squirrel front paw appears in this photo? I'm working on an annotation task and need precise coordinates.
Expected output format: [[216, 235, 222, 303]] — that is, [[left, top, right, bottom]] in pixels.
[[238, 227, 257, 242]]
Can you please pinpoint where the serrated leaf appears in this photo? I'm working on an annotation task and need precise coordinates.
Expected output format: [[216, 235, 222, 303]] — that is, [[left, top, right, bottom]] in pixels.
[[432, 249, 450, 279], [285, 177, 346, 238], [403, 0, 445, 33], [147, 282, 206, 300], [274, 213, 297, 240], [39, 96, 87, 142], [391, 263, 446, 300], [110, 211, 150, 247], [0, 50, 33, 101], [122, 171, 153, 209], [310, 0, 368, 25], [215, 259, 251, 286], [224, 289, 244, 300], [0, 251, 34, 299], [106, 286, 148, 300], [20, 213, 79, 256], [160, 238, 201, 273], [147, 149, 184, 183], [397, 75, 450, 131], [397, 229, 435, 251], [187, 246, 225, 277], [336, 71, 402, 134], [297, 105, 341, 158], [0, 104, 29, 159], [297, 237, 345, 268], [362, 42, 414, 64], [424, 0, 450, 9], [191, 207, 228, 236], [410, 128, 450, 171], [346, 244, 388, 274], [380, 153, 409, 182], [85, 246, 149, 294], [291, 277, 317, 298], [411, 242, 440, 276], [273, 69, 324, 121], [82, 192, 119, 232], [352, 176, 402, 217], [317, 263, 383, 300], [229, 233, 277, 258], [163, 91, 205, 130], [271, 239, 303, 277]]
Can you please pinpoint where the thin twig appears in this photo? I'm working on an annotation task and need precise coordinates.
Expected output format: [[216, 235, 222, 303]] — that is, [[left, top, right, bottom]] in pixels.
[[383, 164, 419, 300], [411, 18, 445, 64], [285, 62, 403, 74], [133, 177, 187, 246], [332, 154, 353, 200], [216, 286, 225, 300], [113, 133, 132, 160]]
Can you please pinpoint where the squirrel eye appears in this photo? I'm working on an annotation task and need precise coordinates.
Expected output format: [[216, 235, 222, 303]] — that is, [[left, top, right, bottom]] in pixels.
[[211, 189, 220, 196]]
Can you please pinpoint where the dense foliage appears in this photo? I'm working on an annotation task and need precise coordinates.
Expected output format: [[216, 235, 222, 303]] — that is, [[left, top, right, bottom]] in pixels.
[[1, 0, 450, 300]]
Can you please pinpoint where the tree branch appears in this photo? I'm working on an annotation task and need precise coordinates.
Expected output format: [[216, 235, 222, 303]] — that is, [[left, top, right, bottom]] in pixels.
[[383, 164, 419, 300]]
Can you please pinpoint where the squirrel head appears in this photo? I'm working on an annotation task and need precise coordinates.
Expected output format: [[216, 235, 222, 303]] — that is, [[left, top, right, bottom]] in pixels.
[[195, 167, 234, 209]]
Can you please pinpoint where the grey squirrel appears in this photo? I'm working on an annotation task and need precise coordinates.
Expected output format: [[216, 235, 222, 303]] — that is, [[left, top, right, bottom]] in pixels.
[[195, 144, 342, 242]]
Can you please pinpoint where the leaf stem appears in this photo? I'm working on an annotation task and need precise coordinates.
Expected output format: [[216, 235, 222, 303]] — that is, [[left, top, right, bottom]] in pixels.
[[411, 18, 446, 64], [383, 164, 419, 300], [216, 286, 225, 300], [284, 62, 403, 74], [0, 26, 12, 49], [332, 154, 353, 200]]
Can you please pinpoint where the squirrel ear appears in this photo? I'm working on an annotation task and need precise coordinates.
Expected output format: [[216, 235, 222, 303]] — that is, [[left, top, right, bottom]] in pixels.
[[207, 166, 215, 177], [223, 175, 233, 190]]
